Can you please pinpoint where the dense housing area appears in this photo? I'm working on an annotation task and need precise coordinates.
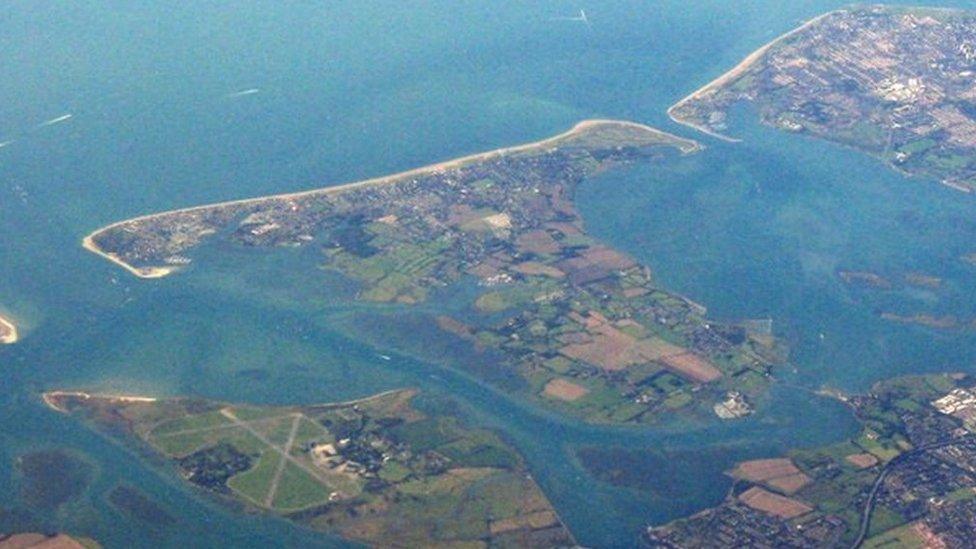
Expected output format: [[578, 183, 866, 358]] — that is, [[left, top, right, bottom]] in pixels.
[[671, 6, 976, 191], [646, 374, 976, 548]]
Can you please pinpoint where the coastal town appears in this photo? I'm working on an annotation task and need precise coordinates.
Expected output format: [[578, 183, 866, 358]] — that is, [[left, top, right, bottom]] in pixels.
[[670, 6, 976, 192], [45, 389, 574, 547], [83, 120, 781, 424], [645, 373, 976, 548]]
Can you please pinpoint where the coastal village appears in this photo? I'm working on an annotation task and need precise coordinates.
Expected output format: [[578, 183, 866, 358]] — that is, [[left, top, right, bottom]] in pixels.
[[646, 374, 976, 548], [85, 121, 780, 424], [670, 6, 976, 192]]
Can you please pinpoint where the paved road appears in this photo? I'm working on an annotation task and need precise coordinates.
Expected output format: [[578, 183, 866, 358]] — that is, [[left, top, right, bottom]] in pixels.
[[851, 434, 976, 549]]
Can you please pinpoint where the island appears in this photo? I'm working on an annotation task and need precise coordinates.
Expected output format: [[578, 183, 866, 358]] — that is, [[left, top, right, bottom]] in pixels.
[[0, 313, 17, 344], [669, 6, 976, 192], [81, 120, 782, 424], [879, 312, 965, 330], [44, 389, 575, 547], [645, 373, 976, 548], [832, 266, 969, 330]]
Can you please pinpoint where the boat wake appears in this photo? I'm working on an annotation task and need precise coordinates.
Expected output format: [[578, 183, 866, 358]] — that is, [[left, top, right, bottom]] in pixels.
[[37, 114, 73, 128], [226, 88, 260, 99]]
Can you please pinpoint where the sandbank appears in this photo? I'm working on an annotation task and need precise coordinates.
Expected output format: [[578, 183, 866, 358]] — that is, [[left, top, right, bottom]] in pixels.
[[0, 314, 17, 344]]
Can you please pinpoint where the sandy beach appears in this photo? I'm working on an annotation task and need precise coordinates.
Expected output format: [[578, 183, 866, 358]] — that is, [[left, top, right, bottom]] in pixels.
[[41, 388, 405, 414], [81, 234, 176, 279], [42, 390, 158, 413], [82, 119, 700, 279], [667, 10, 841, 140]]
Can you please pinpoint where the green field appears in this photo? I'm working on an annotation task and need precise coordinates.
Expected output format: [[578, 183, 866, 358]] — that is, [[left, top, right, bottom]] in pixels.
[[148, 407, 342, 512], [271, 462, 332, 511], [863, 522, 926, 549], [59, 389, 574, 547], [228, 451, 282, 505]]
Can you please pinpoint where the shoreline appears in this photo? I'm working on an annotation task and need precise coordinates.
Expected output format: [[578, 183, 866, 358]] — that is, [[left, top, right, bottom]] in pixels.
[[42, 390, 158, 413], [81, 235, 177, 279], [306, 387, 418, 410], [82, 119, 700, 279], [940, 179, 973, 194], [0, 314, 18, 344], [666, 10, 841, 140], [41, 387, 413, 414]]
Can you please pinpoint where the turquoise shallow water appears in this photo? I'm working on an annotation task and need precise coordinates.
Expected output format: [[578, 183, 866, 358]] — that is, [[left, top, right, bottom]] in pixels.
[[2, 1, 976, 547]]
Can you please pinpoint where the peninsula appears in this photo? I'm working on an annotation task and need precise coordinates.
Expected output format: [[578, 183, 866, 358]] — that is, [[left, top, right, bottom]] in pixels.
[[45, 389, 574, 547], [0, 313, 17, 344], [669, 6, 976, 191], [646, 373, 976, 548], [83, 120, 698, 279], [81, 120, 782, 424]]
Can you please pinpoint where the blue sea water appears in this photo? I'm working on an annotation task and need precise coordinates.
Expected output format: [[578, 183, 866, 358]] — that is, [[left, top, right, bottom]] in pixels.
[[2, 1, 976, 547]]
